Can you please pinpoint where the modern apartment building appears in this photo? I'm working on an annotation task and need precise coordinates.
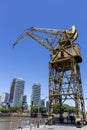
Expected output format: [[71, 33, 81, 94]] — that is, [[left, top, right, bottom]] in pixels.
[[32, 82, 41, 105], [9, 78, 25, 107]]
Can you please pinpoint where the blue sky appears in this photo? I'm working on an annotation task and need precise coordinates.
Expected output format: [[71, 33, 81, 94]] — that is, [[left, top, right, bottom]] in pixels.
[[0, 0, 87, 109]]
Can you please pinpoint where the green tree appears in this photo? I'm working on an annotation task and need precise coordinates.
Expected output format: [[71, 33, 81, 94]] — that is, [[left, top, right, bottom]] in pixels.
[[63, 104, 75, 113], [53, 104, 60, 114], [31, 105, 47, 117], [53, 103, 75, 114], [0, 108, 9, 113], [39, 105, 47, 114], [9, 107, 19, 113]]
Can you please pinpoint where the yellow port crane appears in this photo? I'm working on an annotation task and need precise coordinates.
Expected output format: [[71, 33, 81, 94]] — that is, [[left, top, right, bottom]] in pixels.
[[13, 25, 87, 127]]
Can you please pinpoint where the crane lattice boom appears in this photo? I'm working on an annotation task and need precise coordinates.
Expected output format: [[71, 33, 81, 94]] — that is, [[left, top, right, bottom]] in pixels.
[[13, 25, 78, 51]]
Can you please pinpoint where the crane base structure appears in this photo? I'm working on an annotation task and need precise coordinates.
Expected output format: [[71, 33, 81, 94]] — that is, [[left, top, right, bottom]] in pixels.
[[13, 25, 87, 128], [48, 45, 87, 127]]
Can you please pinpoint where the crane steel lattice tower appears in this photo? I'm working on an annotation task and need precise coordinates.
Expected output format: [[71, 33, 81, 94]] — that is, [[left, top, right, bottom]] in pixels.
[[13, 25, 87, 127], [48, 39, 86, 127]]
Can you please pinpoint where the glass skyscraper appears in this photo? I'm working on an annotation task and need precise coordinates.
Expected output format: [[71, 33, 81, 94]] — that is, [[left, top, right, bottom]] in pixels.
[[32, 82, 41, 105], [9, 78, 25, 107]]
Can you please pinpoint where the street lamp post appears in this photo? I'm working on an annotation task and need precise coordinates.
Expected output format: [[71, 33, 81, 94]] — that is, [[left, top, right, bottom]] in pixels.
[[37, 101, 40, 128]]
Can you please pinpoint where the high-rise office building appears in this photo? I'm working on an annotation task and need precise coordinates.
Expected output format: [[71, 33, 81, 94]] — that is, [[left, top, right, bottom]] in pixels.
[[23, 95, 28, 110], [9, 78, 25, 107], [41, 99, 45, 107], [23, 95, 27, 103], [0, 92, 9, 103], [0, 92, 9, 108], [32, 82, 41, 105]]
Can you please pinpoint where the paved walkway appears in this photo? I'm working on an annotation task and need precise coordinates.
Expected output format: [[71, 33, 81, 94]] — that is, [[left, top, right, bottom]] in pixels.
[[36, 125, 87, 130], [16, 124, 87, 130]]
